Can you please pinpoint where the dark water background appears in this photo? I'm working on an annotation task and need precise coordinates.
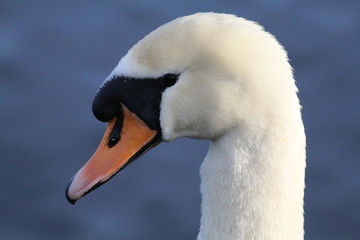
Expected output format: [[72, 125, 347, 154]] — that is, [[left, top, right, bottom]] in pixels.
[[1, 1, 360, 239]]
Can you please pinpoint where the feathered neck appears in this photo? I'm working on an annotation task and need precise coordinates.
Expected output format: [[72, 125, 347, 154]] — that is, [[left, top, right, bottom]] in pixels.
[[198, 116, 306, 240]]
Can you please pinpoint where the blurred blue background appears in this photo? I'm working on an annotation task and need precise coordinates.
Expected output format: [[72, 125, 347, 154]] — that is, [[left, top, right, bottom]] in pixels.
[[1, 0, 359, 239]]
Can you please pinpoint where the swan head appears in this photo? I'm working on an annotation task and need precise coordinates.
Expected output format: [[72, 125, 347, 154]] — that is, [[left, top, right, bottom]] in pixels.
[[66, 12, 296, 203]]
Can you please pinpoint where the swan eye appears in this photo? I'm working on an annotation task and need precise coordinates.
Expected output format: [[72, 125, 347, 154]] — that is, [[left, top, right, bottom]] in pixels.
[[162, 73, 179, 88]]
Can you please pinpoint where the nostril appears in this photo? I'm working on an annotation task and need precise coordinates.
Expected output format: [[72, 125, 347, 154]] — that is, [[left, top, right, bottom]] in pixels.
[[108, 136, 120, 148], [107, 114, 123, 148]]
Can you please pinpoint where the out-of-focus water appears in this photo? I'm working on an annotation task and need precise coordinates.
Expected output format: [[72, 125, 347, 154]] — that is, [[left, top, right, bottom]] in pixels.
[[1, 1, 359, 239]]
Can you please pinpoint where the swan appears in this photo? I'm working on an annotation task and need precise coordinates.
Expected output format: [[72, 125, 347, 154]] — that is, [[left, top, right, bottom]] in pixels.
[[66, 12, 306, 240]]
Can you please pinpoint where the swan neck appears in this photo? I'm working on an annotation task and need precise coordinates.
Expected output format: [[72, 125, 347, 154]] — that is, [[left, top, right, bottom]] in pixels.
[[198, 125, 305, 240]]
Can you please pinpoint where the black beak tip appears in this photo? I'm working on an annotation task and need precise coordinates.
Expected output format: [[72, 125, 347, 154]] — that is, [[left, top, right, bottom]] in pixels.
[[65, 178, 77, 205]]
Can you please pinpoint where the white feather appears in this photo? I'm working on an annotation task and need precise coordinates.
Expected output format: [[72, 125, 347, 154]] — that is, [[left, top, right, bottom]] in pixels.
[[110, 12, 306, 240]]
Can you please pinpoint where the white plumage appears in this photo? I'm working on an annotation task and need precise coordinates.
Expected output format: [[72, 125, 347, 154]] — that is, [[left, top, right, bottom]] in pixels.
[[106, 12, 306, 240]]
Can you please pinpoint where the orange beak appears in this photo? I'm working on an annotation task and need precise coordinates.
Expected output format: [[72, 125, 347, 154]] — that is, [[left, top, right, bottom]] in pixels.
[[66, 104, 160, 204]]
